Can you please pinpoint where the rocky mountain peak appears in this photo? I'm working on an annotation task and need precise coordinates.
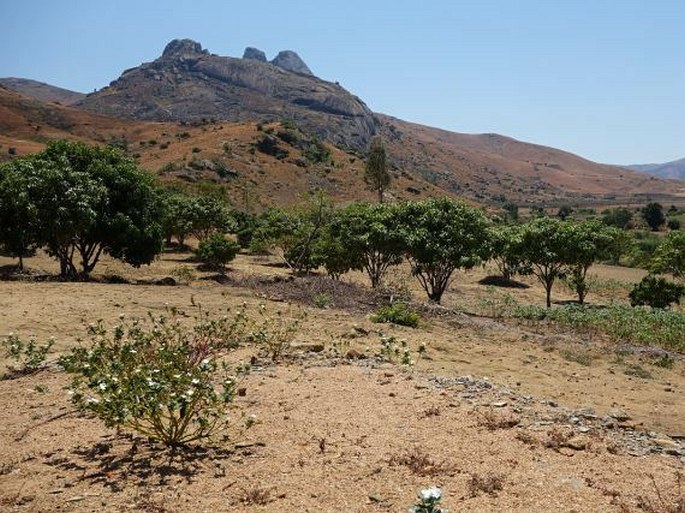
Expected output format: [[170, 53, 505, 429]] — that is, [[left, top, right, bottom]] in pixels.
[[162, 39, 208, 58], [271, 50, 313, 75], [242, 47, 267, 62]]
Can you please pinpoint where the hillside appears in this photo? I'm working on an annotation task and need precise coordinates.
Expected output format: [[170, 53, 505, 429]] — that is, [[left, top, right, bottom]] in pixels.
[[626, 157, 685, 180], [0, 86, 443, 208], [76, 39, 378, 152], [380, 116, 685, 205], [0, 77, 85, 105], [2, 36, 684, 207]]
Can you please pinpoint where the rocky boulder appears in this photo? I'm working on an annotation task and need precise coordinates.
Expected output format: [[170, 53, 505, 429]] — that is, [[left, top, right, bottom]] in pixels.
[[271, 50, 313, 75], [162, 39, 208, 58], [242, 47, 267, 62]]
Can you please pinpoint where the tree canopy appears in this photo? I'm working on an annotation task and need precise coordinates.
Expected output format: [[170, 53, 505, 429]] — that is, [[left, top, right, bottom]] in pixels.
[[363, 137, 391, 203], [397, 198, 491, 303], [0, 140, 163, 278]]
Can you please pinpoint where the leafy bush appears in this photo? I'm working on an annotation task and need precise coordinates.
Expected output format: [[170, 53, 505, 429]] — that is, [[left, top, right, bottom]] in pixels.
[[629, 275, 685, 309], [2, 334, 54, 377], [195, 235, 240, 273], [59, 307, 251, 446], [371, 302, 420, 328]]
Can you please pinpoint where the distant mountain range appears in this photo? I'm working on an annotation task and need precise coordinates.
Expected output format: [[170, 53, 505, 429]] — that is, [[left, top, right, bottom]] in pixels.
[[1, 38, 684, 207], [624, 158, 685, 180]]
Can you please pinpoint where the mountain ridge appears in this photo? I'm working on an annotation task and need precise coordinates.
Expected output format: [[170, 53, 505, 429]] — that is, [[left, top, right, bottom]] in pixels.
[[1, 38, 683, 206], [624, 157, 685, 180]]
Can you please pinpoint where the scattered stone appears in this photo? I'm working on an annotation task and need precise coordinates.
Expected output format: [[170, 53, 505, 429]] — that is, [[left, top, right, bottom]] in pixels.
[[566, 436, 588, 451], [608, 410, 631, 422], [155, 276, 176, 286], [653, 438, 681, 455], [547, 400, 559, 408], [294, 343, 325, 353], [491, 401, 508, 408], [577, 426, 591, 434]]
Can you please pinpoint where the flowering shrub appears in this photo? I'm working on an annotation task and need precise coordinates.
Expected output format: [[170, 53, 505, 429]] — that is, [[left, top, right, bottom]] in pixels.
[[410, 487, 445, 513], [2, 334, 54, 376], [59, 307, 252, 446], [380, 335, 413, 366]]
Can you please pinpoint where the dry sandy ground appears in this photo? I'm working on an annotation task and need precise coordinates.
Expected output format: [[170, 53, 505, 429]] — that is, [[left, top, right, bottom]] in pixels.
[[0, 250, 683, 512]]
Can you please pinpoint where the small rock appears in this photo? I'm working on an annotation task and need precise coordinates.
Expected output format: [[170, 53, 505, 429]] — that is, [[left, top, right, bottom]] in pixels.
[[547, 400, 559, 408], [608, 409, 631, 421], [566, 436, 588, 451], [569, 416, 581, 425], [578, 426, 591, 434], [653, 438, 681, 455], [345, 349, 363, 359], [491, 401, 508, 408]]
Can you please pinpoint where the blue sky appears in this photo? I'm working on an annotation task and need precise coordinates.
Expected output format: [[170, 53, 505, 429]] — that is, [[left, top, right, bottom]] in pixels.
[[1, 0, 683, 164]]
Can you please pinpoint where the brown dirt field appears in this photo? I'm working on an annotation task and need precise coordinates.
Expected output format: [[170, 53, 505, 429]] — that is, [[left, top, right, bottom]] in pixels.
[[0, 251, 683, 512]]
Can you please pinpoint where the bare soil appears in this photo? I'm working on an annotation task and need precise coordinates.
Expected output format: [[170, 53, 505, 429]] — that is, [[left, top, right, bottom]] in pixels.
[[0, 250, 683, 512]]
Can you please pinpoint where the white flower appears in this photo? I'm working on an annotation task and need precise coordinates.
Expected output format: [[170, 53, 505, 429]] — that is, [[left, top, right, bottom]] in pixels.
[[98, 382, 107, 391], [420, 487, 441, 501], [191, 378, 200, 385]]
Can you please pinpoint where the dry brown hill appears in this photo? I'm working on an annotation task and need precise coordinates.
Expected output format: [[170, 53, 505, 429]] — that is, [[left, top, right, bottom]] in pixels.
[[2, 59, 684, 208], [379, 115, 685, 206], [0, 77, 85, 105], [0, 86, 442, 209]]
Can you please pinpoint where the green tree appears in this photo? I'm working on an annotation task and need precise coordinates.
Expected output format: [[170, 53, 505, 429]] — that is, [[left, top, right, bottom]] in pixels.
[[489, 224, 528, 280], [159, 191, 196, 247], [195, 234, 240, 274], [516, 217, 573, 308], [650, 231, 685, 281], [629, 275, 685, 309], [252, 192, 333, 273], [363, 136, 390, 203], [322, 202, 404, 287], [562, 221, 625, 304], [398, 198, 491, 303], [642, 202, 666, 231], [5, 141, 163, 278], [557, 204, 574, 220], [601, 207, 633, 230], [0, 159, 41, 269], [188, 196, 236, 242]]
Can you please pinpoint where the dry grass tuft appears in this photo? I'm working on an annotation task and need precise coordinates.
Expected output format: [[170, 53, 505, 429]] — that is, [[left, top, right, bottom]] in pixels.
[[636, 472, 685, 513], [240, 486, 274, 506], [468, 472, 505, 497], [388, 447, 455, 477], [476, 408, 520, 430]]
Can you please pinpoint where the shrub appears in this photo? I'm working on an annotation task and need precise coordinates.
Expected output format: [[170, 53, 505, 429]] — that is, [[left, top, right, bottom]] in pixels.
[[668, 219, 681, 231], [2, 334, 53, 377], [371, 302, 420, 328], [59, 307, 251, 446], [195, 235, 240, 274], [248, 304, 305, 361], [629, 275, 685, 309]]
